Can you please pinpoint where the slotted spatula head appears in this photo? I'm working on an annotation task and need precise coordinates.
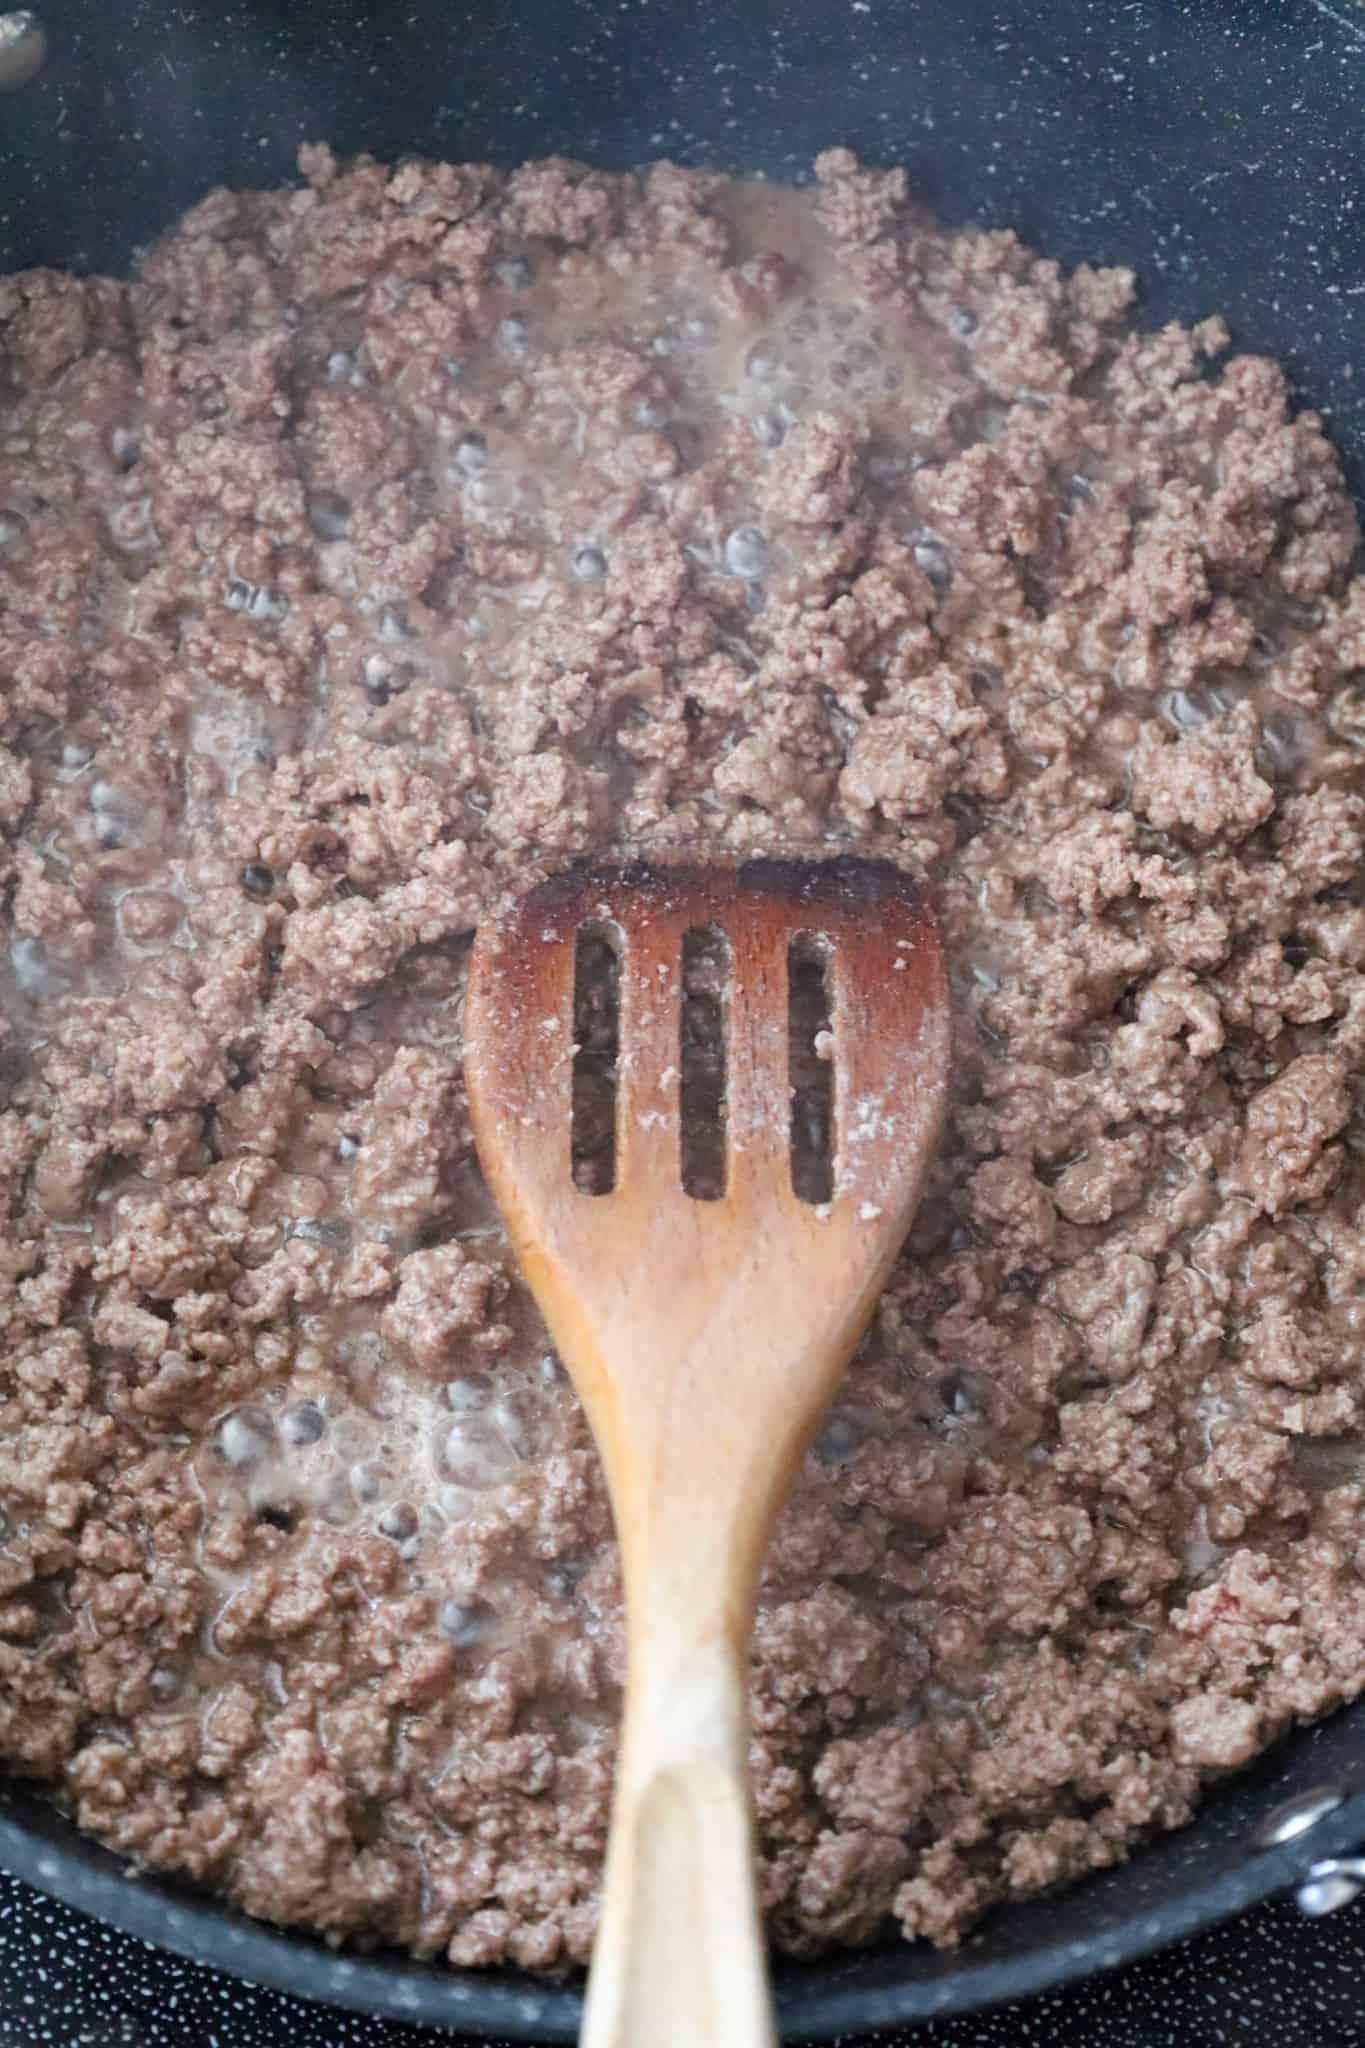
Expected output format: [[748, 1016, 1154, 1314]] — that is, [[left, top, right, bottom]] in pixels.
[[464, 854, 950, 1591], [466, 855, 949, 2048]]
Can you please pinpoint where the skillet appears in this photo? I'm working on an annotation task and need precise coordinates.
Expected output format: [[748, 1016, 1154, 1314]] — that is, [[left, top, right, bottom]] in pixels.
[[2, 0, 1365, 2034]]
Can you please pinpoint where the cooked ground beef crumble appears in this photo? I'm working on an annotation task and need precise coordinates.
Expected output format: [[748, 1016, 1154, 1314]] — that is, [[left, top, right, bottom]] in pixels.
[[1, 142, 1365, 1969]]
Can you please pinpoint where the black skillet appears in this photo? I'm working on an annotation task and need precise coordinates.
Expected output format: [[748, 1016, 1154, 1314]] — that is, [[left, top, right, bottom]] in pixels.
[[2, 0, 1364, 2036]]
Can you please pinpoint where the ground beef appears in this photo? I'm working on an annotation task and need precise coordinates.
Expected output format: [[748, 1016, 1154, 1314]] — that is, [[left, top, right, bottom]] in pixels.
[[1, 141, 1364, 1970]]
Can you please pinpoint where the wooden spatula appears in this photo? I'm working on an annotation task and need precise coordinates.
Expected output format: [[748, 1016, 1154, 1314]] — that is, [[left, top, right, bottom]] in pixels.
[[464, 855, 950, 2048]]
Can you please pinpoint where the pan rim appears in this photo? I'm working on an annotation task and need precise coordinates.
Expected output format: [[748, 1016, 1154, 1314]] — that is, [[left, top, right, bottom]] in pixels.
[[3, 1721, 1365, 2041]]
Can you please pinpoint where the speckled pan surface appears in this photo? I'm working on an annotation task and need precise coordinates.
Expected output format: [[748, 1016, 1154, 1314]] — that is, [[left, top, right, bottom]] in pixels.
[[5, 1716, 1365, 2037], [4, 1873, 1365, 2047], [1, 0, 1365, 2040], [4, 0, 1364, 493]]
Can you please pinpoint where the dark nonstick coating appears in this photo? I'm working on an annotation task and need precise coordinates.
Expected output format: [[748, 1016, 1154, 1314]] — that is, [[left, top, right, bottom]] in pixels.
[[2, 0, 1365, 2036]]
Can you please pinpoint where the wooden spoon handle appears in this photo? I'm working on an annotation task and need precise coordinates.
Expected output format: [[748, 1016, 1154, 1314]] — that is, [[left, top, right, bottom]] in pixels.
[[581, 1628, 776, 2048]]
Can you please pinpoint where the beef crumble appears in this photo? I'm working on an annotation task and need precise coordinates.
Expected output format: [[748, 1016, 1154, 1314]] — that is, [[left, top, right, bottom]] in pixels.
[[1, 143, 1364, 1969]]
